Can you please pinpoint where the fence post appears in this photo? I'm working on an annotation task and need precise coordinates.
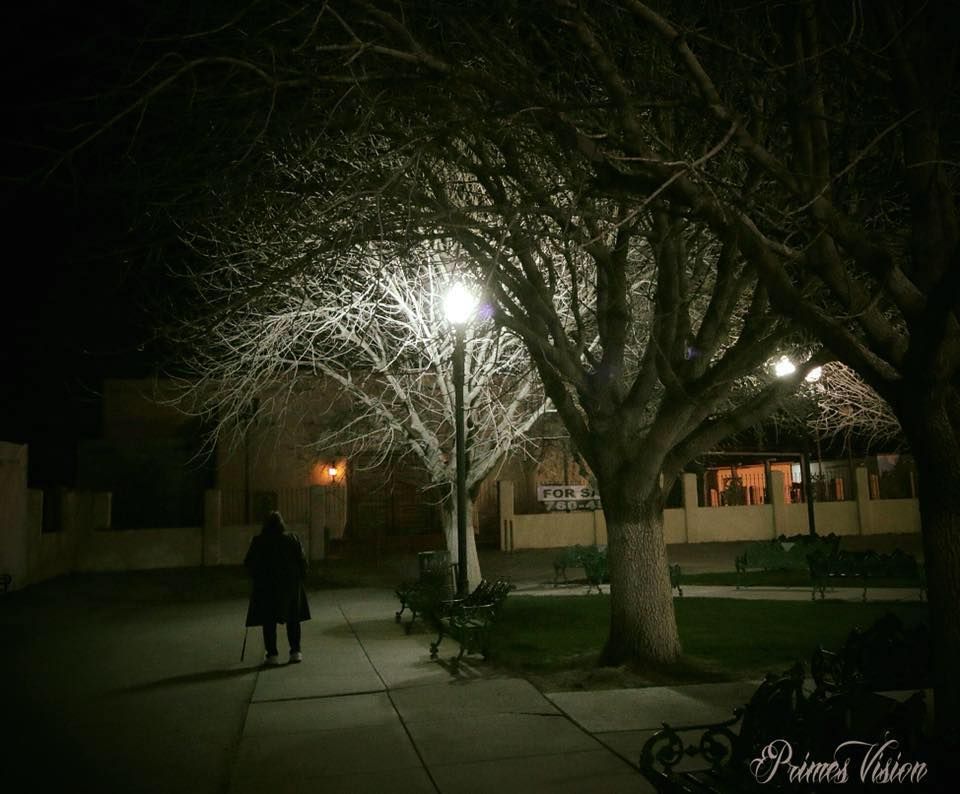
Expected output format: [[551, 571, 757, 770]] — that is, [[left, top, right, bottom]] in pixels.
[[309, 485, 327, 561], [854, 466, 871, 536], [681, 472, 698, 543], [92, 492, 112, 530], [498, 481, 515, 551], [769, 470, 786, 538]]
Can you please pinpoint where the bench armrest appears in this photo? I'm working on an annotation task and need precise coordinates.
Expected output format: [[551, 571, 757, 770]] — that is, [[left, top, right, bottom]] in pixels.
[[639, 711, 743, 780]]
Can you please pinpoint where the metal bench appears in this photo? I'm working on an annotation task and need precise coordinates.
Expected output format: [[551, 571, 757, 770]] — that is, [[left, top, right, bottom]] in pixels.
[[808, 548, 925, 601], [640, 660, 927, 792], [553, 545, 683, 596], [0, 573, 11, 593], [734, 534, 840, 589], [427, 578, 513, 666], [812, 612, 932, 694], [395, 550, 454, 632]]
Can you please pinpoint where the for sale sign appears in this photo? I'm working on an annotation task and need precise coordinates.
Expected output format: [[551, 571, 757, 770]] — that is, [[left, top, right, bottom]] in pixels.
[[537, 484, 601, 511]]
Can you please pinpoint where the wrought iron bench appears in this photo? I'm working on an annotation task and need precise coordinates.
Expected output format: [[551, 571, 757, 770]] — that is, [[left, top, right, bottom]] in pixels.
[[808, 548, 925, 601], [395, 550, 454, 632], [427, 578, 513, 666], [0, 573, 11, 593], [639, 660, 928, 793], [553, 545, 683, 596], [553, 544, 606, 589], [812, 611, 932, 694], [734, 534, 840, 588]]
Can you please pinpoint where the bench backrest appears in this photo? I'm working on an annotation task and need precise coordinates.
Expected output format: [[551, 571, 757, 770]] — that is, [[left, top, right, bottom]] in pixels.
[[642, 660, 927, 787], [812, 612, 931, 693]]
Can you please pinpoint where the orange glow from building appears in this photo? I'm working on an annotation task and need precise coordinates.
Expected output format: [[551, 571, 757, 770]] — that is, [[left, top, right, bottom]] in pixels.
[[310, 459, 347, 486]]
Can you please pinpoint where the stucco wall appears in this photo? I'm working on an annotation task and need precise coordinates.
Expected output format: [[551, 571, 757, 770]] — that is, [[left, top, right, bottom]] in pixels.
[[499, 468, 921, 550], [29, 490, 80, 584], [504, 511, 601, 550], [0, 442, 28, 589], [685, 503, 777, 544], [76, 527, 203, 571], [810, 501, 861, 536], [860, 498, 922, 535], [778, 503, 812, 536]]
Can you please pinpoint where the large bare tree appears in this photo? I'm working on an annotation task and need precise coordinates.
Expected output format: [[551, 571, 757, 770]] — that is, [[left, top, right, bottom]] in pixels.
[[525, 0, 957, 737], [59, 0, 822, 668], [172, 217, 545, 587], [68, 1, 956, 677]]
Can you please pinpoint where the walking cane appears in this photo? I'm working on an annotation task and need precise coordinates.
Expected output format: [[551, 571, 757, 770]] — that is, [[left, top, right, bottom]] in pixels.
[[240, 627, 248, 662]]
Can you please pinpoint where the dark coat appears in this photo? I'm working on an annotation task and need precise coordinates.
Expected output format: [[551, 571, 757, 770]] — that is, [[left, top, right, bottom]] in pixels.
[[244, 531, 311, 627]]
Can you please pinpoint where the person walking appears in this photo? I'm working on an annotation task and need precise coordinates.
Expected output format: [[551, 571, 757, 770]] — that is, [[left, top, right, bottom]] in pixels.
[[244, 510, 311, 665]]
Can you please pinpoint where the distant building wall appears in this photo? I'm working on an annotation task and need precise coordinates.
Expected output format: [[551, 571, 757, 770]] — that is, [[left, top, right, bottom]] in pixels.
[[6, 444, 340, 587], [499, 468, 921, 550], [5, 432, 926, 588], [79, 379, 212, 530], [76, 527, 203, 572]]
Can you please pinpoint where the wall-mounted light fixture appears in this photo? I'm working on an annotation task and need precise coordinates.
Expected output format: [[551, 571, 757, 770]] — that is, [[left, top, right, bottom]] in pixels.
[[310, 459, 346, 486]]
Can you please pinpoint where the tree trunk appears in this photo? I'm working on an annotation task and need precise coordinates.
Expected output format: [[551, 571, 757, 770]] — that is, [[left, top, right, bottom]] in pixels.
[[442, 497, 482, 591], [598, 478, 682, 666], [899, 396, 960, 751]]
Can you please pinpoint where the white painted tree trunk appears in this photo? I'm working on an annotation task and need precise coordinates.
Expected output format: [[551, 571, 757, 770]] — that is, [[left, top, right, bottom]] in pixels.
[[442, 498, 481, 591]]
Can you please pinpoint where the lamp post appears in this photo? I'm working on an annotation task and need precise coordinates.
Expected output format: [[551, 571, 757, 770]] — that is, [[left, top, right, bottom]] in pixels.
[[774, 357, 823, 536], [444, 283, 478, 596]]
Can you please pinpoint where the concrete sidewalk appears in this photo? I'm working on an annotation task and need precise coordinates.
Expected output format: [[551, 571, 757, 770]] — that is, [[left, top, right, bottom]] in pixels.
[[229, 588, 651, 793], [0, 572, 770, 794], [516, 581, 926, 601], [0, 564, 926, 793]]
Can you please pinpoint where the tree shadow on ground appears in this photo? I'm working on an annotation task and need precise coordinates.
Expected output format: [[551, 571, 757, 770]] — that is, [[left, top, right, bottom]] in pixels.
[[112, 666, 259, 693]]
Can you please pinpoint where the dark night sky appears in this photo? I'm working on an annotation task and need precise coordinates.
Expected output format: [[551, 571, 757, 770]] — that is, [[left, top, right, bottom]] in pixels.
[[0, 3, 899, 485], [1, 2, 162, 485]]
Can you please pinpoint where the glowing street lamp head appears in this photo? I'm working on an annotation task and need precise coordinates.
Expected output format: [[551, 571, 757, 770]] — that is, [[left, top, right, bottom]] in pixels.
[[443, 283, 479, 326], [773, 356, 796, 378]]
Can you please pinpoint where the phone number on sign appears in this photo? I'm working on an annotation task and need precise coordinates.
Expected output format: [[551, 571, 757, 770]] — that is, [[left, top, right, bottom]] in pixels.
[[544, 499, 602, 511]]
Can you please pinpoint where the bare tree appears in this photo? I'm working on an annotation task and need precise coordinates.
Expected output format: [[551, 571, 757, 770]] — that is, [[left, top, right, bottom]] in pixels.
[[62, 0, 825, 668], [808, 363, 903, 449], [176, 84, 819, 667], [65, 1, 910, 673], [172, 224, 546, 588], [424, 147, 819, 665], [540, 0, 958, 736]]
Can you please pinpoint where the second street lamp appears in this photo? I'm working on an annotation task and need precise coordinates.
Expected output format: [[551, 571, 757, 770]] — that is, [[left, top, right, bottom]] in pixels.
[[774, 356, 823, 536], [443, 283, 478, 597]]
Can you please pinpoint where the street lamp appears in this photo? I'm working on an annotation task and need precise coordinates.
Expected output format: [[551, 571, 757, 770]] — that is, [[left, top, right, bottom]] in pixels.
[[773, 355, 797, 378], [774, 356, 822, 536], [443, 282, 479, 596]]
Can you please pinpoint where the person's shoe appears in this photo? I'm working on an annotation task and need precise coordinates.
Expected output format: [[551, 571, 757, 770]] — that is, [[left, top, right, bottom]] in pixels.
[[288, 651, 303, 664], [264, 654, 281, 666]]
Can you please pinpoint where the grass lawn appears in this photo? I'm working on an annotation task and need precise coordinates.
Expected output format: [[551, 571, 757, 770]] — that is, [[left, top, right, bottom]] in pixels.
[[487, 595, 928, 690]]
